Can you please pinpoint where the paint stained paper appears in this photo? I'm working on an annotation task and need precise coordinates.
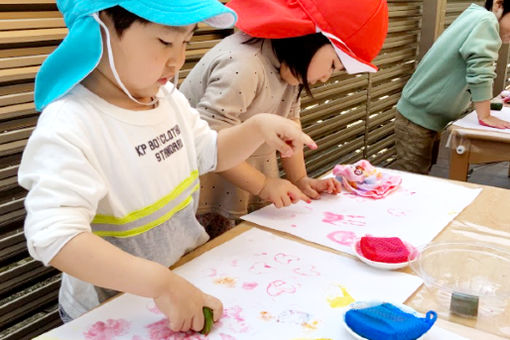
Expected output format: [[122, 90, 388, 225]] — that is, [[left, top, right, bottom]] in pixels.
[[242, 169, 481, 255]]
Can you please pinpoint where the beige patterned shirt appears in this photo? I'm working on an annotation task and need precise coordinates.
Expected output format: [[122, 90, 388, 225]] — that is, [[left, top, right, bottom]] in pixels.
[[180, 31, 301, 218]]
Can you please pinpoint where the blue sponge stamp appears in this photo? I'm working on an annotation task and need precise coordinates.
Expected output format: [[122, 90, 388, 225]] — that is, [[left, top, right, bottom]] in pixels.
[[345, 302, 437, 340]]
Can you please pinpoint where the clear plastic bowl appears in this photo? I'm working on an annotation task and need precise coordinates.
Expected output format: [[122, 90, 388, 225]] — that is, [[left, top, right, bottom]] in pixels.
[[410, 242, 510, 317]]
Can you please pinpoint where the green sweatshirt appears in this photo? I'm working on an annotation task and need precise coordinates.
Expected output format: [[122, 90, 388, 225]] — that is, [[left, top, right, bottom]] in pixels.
[[397, 4, 501, 131]]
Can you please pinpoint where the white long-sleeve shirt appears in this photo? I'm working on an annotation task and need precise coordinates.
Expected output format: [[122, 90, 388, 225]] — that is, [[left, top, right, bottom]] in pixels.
[[18, 83, 217, 318]]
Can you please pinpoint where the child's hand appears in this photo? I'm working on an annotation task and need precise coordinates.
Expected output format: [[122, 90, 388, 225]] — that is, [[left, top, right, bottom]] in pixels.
[[294, 176, 342, 199], [154, 273, 223, 332], [251, 114, 317, 158], [258, 177, 311, 207], [478, 116, 510, 129]]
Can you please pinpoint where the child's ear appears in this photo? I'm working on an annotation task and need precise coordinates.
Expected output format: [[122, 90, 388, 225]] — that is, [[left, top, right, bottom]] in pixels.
[[493, 0, 504, 19]]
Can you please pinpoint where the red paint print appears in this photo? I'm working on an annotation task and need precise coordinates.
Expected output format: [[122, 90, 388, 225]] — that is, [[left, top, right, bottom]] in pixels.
[[327, 230, 357, 246], [84, 319, 130, 340], [266, 280, 297, 296]]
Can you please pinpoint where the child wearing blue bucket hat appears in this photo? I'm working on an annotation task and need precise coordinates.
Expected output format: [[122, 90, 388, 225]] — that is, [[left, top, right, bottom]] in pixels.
[[18, 0, 316, 332]]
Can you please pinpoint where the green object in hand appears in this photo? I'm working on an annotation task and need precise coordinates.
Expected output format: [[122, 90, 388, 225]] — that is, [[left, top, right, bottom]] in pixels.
[[490, 102, 503, 110], [200, 307, 214, 335]]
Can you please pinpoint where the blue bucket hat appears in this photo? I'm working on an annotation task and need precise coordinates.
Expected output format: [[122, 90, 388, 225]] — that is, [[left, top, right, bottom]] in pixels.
[[34, 0, 237, 111]]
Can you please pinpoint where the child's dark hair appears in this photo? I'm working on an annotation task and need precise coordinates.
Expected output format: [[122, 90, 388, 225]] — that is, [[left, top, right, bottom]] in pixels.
[[272, 33, 331, 97], [485, 0, 510, 15], [103, 6, 148, 36], [245, 33, 331, 97]]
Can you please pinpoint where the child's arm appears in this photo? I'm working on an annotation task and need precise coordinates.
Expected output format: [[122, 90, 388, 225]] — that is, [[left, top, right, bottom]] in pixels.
[[474, 100, 510, 129], [280, 119, 342, 199], [50, 232, 222, 332], [218, 162, 311, 207], [215, 113, 316, 171]]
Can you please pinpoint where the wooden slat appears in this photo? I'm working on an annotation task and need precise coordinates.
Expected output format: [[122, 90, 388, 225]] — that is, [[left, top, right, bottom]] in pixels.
[[0, 258, 58, 297], [1, 307, 61, 340], [0, 27, 66, 44], [0, 277, 60, 330]]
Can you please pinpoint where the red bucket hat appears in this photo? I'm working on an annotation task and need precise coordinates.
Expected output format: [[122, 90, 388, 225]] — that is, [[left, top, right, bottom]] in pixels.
[[227, 0, 388, 74]]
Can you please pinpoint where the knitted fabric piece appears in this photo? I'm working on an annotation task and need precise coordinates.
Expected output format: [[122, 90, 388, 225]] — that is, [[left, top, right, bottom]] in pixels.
[[332, 160, 401, 199], [345, 302, 437, 340], [360, 236, 410, 263]]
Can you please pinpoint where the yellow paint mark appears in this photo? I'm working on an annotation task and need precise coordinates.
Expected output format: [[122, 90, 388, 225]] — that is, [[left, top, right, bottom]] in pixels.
[[301, 320, 319, 330], [448, 210, 458, 215], [213, 277, 236, 288], [260, 311, 273, 321], [327, 285, 355, 308]]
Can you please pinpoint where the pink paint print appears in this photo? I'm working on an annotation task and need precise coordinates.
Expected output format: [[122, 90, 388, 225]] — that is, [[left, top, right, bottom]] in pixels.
[[145, 319, 203, 340], [219, 334, 236, 340], [266, 280, 297, 296], [84, 319, 130, 340], [327, 230, 357, 246], [218, 306, 249, 334], [293, 264, 320, 276], [387, 208, 408, 217], [322, 212, 366, 227], [249, 262, 272, 274], [147, 303, 163, 315], [274, 253, 300, 264], [242, 282, 258, 290]]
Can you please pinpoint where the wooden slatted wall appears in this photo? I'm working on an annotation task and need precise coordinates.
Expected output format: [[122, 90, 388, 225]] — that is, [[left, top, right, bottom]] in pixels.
[[0, 1, 425, 338], [0, 1, 64, 339], [444, 0, 485, 28]]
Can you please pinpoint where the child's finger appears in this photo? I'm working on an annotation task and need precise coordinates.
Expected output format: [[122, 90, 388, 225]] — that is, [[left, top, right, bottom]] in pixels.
[[180, 317, 192, 332], [303, 186, 320, 200], [282, 193, 292, 207], [300, 133, 317, 150], [169, 315, 185, 332], [291, 189, 312, 203], [191, 311, 205, 332], [272, 137, 294, 157], [332, 179, 342, 193], [203, 295, 223, 323]]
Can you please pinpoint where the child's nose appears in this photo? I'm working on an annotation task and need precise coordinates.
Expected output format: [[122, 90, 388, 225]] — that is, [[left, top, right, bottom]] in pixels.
[[167, 46, 187, 71]]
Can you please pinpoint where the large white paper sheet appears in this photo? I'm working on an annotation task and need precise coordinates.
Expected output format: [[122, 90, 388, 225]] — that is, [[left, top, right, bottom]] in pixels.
[[36, 228, 429, 340], [242, 170, 481, 255], [453, 108, 510, 132]]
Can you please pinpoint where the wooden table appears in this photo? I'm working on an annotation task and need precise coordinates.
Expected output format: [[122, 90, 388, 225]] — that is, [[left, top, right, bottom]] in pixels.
[[448, 124, 510, 181], [173, 180, 510, 340]]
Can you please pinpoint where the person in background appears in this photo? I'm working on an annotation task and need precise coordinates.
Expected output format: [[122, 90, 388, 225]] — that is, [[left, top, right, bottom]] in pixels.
[[18, 0, 315, 332], [392, 0, 510, 174], [180, 0, 388, 238]]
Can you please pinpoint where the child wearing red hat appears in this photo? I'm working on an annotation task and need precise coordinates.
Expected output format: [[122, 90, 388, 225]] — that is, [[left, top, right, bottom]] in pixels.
[[392, 0, 510, 174], [180, 0, 388, 237]]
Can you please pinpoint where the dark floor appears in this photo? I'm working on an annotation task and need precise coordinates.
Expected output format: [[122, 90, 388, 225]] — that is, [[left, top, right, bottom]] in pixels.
[[429, 131, 510, 189]]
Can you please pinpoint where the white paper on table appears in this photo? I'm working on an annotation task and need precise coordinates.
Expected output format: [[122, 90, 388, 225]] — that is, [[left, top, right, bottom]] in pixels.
[[242, 169, 481, 255], [36, 228, 430, 340], [452, 108, 510, 132]]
